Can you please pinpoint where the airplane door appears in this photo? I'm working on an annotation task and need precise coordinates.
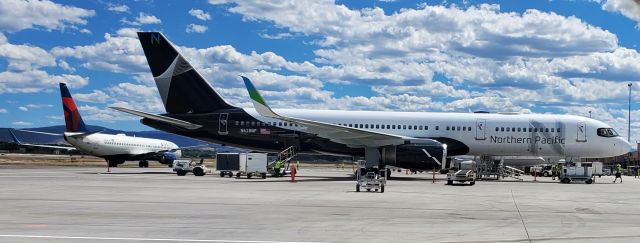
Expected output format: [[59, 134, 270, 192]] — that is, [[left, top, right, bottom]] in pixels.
[[475, 119, 486, 140], [218, 113, 229, 135], [576, 121, 586, 142]]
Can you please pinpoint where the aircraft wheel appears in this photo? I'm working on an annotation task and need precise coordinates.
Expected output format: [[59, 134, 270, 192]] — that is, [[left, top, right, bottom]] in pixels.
[[177, 170, 187, 176], [447, 180, 453, 185], [261, 173, 267, 179], [356, 184, 360, 192], [561, 178, 570, 184], [585, 179, 593, 184], [193, 167, 204, 176], [380, 185, 385, 193], [247, 173, 253, 179]]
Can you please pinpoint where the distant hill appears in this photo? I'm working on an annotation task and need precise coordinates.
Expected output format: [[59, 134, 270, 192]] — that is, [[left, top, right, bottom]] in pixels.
[[0, 125, 245, 152]]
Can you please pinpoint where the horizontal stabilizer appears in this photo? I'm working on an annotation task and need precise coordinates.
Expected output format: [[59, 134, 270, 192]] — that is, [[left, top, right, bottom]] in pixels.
[[9, 129, 76, 151], [110, 106, 202, 130]]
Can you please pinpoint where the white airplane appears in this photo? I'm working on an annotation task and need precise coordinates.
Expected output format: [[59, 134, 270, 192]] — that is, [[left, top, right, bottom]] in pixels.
[[111, 32, 633, 171], [10, 83, 182, 168]]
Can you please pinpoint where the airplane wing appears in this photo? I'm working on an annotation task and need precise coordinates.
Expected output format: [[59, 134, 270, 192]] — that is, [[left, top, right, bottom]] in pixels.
[[8, 129, 76, 151], [241, 76, 435, 148], [109, 106, 203, 130]]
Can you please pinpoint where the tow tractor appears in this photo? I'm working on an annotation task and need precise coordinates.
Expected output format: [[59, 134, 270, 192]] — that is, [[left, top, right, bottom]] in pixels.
[[355, 160, 386, 193], [446, 160, 476, 185], [173, 159, 211, 176]]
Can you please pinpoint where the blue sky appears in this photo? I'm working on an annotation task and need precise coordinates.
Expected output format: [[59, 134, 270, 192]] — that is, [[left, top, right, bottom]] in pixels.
[[2, 0, 640, 142]]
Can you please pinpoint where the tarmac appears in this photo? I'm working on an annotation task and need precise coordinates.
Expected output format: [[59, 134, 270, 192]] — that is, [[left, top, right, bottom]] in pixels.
[[1, 166, 640, 243]]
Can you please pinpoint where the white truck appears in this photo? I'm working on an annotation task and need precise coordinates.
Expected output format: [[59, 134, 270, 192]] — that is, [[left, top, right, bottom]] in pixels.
[[173, 159, 211, 176]]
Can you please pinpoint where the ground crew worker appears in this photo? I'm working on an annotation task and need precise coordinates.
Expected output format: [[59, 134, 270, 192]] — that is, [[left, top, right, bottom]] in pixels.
[[296, 160, 300, 171], [274, 160, 282, 177], [552, 164, 559, 180], [613, 164, 623, 183]]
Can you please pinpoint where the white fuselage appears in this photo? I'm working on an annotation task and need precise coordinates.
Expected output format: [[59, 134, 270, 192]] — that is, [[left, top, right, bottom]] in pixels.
[[64, 132, 181, 158], [244, 109, 633, 159]]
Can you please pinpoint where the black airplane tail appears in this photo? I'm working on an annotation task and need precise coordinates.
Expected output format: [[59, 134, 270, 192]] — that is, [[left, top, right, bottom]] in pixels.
[[137, 32, 236, 114], [60, 83, 89, 133]]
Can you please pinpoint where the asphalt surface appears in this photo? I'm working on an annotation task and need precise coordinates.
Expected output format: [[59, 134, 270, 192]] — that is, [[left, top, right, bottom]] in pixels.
[[0, 166, 639, 243]]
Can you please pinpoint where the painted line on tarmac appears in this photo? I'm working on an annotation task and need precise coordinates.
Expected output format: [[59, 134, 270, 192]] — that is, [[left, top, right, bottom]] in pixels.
[[0, 234, 325, 243]]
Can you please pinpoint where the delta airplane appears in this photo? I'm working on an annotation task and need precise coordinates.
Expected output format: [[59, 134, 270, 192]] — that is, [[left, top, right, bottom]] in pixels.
[[10, 83, 182, 168], [111, 32, 633, 171]]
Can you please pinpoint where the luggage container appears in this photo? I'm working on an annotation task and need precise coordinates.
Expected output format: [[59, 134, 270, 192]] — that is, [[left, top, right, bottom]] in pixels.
[[216, 153, 243, 177], [239, 153, 268, 179]]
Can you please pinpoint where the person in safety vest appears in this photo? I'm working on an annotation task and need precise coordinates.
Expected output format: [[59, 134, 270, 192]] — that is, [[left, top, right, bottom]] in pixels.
[[274, 160, 283, 177], [613, 164, 623, 183]]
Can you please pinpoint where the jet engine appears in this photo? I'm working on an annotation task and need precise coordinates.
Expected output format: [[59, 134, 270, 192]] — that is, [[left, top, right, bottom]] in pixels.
[[382, 141, 447, 170], [159, 151, 178, 165]]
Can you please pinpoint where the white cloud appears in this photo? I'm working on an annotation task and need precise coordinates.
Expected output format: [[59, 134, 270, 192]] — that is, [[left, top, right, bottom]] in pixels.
[[0, 108, 7, 113], [121, 12, 161, 26], [74, 90, 110, 103], [115, 27, 140, 38], [107, 4, 129, 13], [0, 34, 88, 94], [12, 121, 33, 126], [0, 0, 95, 32], [258, 32, 294, 40], [76, 83, 164, 121], [25, 104, 53, 109], [0, 69, 89, 93], [18, 106, 27, 111], [601, 0, 640, 27], [0, 36, 56, 71], [189, 9, 211, 21], [51, 30, 147, 74], [57, 60, 75, 72], [186, 24, 208, 33]]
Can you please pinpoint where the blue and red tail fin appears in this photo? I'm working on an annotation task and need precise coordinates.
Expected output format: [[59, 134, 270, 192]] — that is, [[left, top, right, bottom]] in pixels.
[[60, 83, 89, 133]]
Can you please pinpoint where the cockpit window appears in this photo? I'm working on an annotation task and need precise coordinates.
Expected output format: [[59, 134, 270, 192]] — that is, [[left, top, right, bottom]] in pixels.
[[597, 128, 619, 137]]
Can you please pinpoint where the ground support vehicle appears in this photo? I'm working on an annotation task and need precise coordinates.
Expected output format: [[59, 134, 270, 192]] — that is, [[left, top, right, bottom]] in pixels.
[[530, 164, 553, 177], [216, 153, 242, 177], [447, 160, 476, 185], [173, 160, 211, 176], [355, 160, 386, 193], [236, 153, 268, 179], [559, 162, 594, 184]]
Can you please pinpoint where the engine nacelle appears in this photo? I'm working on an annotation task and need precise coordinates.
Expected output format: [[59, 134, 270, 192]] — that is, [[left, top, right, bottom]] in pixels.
[[159, 151, 177, 164], [382, 141, 447, 170]]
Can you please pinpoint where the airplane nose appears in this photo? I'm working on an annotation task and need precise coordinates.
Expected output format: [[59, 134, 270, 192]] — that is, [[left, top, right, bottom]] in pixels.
[[613, 138, 635, 156]]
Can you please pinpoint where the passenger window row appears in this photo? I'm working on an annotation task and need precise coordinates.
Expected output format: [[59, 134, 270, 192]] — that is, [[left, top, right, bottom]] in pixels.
[[494, 127, 560, 133], [235, 120, 480, 132]]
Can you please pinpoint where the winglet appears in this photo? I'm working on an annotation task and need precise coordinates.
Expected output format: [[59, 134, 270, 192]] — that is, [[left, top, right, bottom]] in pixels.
[[8, 129, 22, 145], [241, 76, 279, 118]]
